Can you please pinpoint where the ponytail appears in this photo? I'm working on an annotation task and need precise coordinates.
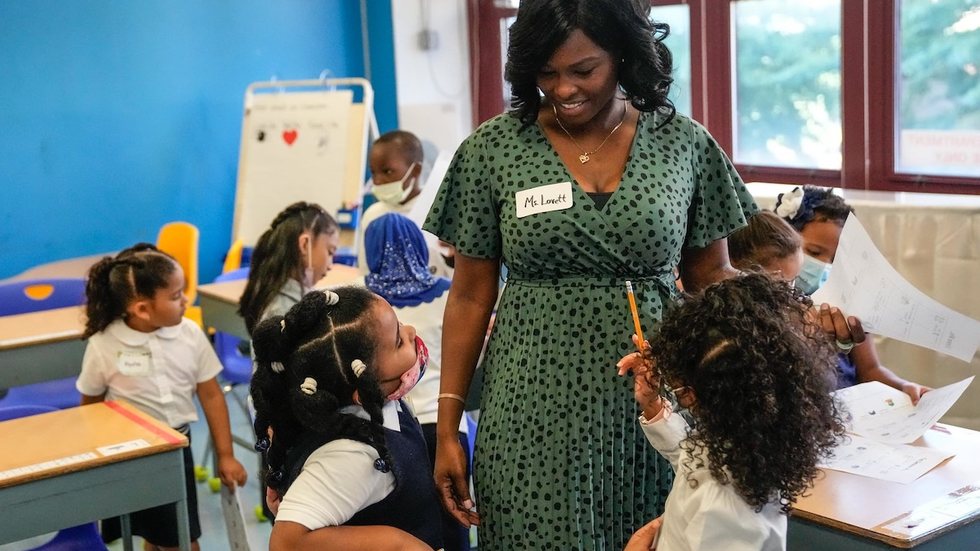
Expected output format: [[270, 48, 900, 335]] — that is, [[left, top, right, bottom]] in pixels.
[[83, 243, 178, 337], [239, 202, 339, 334]]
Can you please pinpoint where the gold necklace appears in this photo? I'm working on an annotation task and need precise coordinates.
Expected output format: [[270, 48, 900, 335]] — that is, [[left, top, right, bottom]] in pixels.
[[552, 98, 628, 164]]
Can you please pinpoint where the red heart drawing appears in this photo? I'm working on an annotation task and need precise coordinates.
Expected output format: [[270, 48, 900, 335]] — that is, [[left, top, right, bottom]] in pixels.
[[282, 129, 298, 145]]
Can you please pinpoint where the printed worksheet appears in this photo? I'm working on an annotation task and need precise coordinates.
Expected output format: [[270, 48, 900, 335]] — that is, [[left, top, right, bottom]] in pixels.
[[811, 215, 980, 362], [834, 377, 975, 444], [819, 434, 954, 484]]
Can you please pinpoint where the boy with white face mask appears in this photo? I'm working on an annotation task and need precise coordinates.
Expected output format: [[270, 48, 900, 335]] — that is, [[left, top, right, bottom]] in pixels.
[[357, 130, 453, 278]]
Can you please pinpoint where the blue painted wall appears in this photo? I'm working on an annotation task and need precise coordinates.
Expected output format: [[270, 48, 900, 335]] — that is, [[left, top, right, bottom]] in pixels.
[[0, 0, 397, 283]]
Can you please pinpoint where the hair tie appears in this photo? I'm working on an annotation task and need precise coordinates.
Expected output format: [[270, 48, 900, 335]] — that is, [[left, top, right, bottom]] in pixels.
[[270, 361, 285, 373], [774, 187, 804, 220], [323, 290, 340, 306], [373, 458, 390, 473], [300, 377, 317, 395], [268, 469, 284, 483], [254, 437, 270, 452], [351, 359, 367, 378], [280, 319, 286, 333]]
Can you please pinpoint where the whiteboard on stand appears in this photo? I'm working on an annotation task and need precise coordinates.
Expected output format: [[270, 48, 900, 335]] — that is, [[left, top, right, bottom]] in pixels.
[[233, 79, 375, 247]]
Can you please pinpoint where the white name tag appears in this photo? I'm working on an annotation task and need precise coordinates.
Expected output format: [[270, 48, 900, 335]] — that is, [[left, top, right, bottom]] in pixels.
[[515, 181, 574, 218], [117, 350, 153, 377]]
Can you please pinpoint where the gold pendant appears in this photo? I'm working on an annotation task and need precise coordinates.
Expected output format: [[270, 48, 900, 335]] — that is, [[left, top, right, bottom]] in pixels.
[[579, 154, 590, 164]]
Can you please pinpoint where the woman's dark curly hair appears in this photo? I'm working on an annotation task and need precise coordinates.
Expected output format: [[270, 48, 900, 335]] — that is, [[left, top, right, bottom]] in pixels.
[[249, 287, 392, 495], [776, 185, 854, 232], [239, 201, 338, 334], [505, 0, 675, 128], [647, 273, 845, 513], [83, 242, 178, 338]]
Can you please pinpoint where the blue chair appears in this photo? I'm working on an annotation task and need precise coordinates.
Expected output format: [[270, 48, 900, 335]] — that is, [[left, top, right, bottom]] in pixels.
[[0, 405, 107, 551], [0, 279, 85, 409]]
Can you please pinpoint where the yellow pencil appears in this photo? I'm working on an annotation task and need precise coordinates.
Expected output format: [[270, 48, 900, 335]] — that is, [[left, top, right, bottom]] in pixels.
[[625, 280, 645, 352]]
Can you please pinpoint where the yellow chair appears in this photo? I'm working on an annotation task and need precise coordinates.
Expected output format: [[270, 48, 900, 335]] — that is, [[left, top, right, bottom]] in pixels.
[[156, 221, 202, 326], [222, 238, 244, 274]]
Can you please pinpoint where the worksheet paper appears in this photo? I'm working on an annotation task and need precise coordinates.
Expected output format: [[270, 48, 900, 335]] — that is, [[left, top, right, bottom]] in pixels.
[[811, 215, 980, 362], [818, 434, 954, 484], [834, 377, 975, 444]]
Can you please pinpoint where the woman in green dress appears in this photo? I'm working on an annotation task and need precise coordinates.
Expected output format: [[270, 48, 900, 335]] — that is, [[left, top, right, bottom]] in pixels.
[[422, 0, 757, 548]]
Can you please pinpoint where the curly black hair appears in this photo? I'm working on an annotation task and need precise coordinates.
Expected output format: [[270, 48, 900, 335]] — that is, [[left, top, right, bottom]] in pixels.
[[777, 185, 854, 231], [647, 273, 845, 513], [249, 287, 392, 495], [83, 242, 178, 338], [505, 0, 675, 128], [239, 201, 339, 334]]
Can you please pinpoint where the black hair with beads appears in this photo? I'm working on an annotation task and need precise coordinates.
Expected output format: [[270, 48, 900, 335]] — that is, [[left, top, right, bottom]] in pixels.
[[249, 286, 393, 495], [83, 243, 179, 338], [239, 201, 339, 335]]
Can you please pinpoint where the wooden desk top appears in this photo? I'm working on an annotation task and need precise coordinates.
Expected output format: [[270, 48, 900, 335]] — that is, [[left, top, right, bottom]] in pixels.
[[0, 400, 186, 489], [793, 423, 980, 547], [1, 253, 112, 284], [0, 306, 86, 350], [198, 264, 362, 304]]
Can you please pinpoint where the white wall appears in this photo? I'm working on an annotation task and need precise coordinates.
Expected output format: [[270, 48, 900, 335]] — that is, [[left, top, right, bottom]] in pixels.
[[391, 0, 473, 159]]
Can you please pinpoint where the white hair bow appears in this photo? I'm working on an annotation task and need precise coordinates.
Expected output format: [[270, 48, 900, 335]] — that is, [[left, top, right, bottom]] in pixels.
[[774, 186, 804, 220]]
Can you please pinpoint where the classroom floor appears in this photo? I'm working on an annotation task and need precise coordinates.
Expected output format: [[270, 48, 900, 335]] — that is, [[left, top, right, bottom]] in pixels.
[[0, 385, 273, 551]]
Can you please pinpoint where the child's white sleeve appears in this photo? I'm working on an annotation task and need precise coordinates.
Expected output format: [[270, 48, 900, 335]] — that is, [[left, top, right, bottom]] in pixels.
[[274, 439, 396, 530], [190, 323, 224, 383], [75, 341, 108, 397], [639, 408, 689, 470]]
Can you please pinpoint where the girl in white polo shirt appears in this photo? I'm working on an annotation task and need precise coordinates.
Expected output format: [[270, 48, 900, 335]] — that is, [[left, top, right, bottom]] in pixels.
[[77, 243, 247, 551]]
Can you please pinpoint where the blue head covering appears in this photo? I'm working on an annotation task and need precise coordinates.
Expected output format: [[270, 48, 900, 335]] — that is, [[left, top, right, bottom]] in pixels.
[[364, 213, 450, 307]]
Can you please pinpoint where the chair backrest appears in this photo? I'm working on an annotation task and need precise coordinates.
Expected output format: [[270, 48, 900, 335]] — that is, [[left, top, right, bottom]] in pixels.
[[215, 266, 250, 284], [156, 221, 199, 304], [0, 404, 58, 422], [0, 278, 86, 316], [222, 239, 244, 274]]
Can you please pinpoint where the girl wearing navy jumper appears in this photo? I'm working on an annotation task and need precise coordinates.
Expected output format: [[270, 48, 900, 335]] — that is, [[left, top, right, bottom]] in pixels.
[[251, 287, 443, 551], [77, 243, 247, 551]]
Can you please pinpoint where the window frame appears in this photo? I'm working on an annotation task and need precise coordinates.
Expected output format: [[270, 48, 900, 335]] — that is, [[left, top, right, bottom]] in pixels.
[[468, 0, 980, 194]]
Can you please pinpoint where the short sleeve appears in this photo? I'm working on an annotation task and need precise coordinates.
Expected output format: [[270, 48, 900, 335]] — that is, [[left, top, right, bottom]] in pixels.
[[422, 131, 502, 259], [274, 439, 395, 530], [76, 340, 109, 397], [684, 121, 758, 249], [190, 323, 223, 383]]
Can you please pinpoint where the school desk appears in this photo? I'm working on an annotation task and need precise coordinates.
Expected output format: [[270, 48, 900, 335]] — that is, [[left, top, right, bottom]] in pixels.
[[0, 306, 86, 388], [788, 423, 980, 549], [0, 400, 191, 551], [0, 253, 110, 284], [198, 263, 361, 340]]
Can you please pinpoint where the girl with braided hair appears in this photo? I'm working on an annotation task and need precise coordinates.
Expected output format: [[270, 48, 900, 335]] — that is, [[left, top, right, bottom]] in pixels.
[[239, 201, 340, 335], [77, 243, 247, 551], [618, 273, 846, 551], [251, 287, 443, 551]]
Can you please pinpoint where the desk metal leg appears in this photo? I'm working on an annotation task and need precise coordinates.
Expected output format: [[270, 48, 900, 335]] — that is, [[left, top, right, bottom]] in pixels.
[[176, 496, 191, 551], [121, 514, 133, 551]]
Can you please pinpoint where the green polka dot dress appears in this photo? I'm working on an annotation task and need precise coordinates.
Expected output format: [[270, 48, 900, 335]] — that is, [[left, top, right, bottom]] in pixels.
[[423, 110, 757, 550]]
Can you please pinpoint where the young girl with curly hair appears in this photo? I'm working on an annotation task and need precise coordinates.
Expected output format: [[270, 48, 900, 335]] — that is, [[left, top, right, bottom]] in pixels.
[[618, 273, 846, 551], [250, 287, 443, 551]]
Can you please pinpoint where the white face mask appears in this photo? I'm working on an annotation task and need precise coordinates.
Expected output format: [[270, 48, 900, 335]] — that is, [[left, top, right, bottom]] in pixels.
[[372, 162, 418, 205]]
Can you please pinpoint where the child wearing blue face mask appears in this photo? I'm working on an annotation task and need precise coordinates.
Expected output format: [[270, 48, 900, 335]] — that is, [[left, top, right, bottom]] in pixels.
[[773, 187, 931, 403], [251, 287, 444, 551]]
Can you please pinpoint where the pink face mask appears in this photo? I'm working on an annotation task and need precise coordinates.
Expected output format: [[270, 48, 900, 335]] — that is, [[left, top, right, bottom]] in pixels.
[[385, 335, 428, 402]]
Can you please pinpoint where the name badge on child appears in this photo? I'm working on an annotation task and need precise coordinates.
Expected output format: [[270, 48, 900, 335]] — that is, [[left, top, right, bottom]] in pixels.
[[117, 350, 153, 376], [515, 181, 574, 218]]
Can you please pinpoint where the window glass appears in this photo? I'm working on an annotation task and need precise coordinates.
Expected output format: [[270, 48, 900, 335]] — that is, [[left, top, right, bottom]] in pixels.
[[651, 4, 692, 116], [897, 0, 980, 177], [732, 0, 842, 169]]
